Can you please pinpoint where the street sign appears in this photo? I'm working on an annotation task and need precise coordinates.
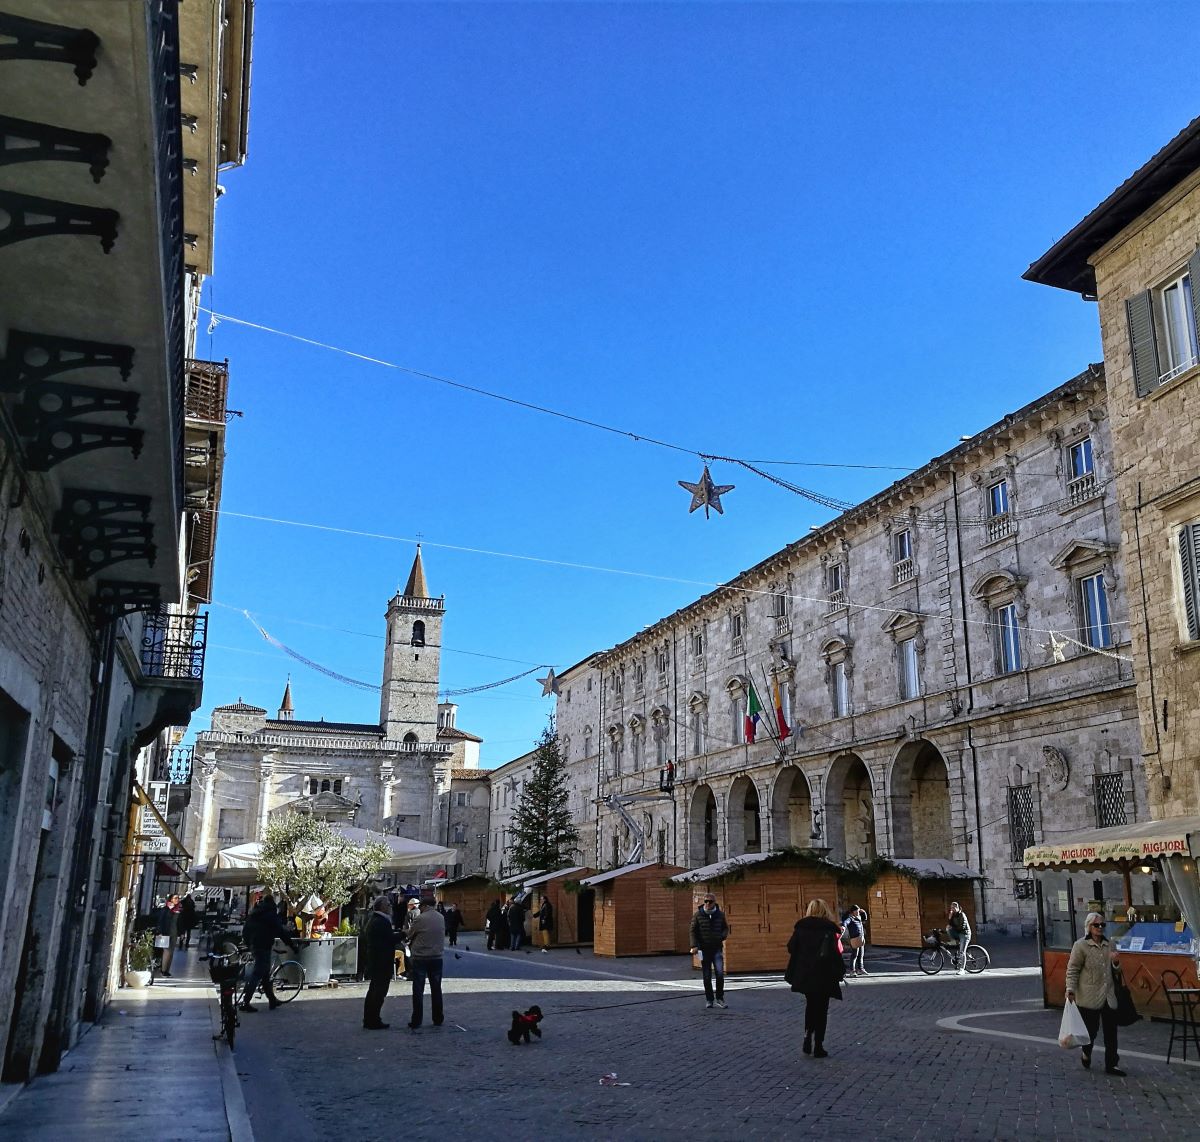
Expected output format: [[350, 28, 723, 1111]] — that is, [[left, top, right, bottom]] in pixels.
[[139, 781, 172, 855]]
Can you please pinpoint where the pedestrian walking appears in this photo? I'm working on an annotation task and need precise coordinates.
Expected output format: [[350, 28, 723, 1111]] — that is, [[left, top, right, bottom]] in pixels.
[[155, 894, 180, 976], [485, 899, 504, 950], [362, 895, 397, 1030], [1065, 912, 1126, 1076], [537, 897, 554, 937], [507, 899, 525, 950], [785, 898, 846, 1059], [842, 905, 867, 975], [406, 897, 446, 1029], [240, 894, 298, 1013], [178, 893, 198, 949], [689, 893, 729, 1009], [443, 903, 462, 946], [947, 902, 972, 975]]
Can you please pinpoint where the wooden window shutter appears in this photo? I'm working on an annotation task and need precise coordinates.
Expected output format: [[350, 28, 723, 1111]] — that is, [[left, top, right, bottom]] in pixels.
[[1126, 290, 1159, 397], [1189, 248, 1200, 348], [1181, 523, 1200, 642]]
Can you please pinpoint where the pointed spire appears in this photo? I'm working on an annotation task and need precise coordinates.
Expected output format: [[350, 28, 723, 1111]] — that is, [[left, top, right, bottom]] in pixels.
[[403, 544, 429, 598], [278, 677, 294, 720]]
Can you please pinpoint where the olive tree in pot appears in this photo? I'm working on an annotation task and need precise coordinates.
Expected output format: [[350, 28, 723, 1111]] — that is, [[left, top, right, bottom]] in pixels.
[[125, 930, 156, 988]]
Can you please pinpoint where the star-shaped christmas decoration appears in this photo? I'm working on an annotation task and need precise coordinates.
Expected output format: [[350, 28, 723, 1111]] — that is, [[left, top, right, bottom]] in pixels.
[[537, 668, 559, 697], [678, 465, 734, 518], [1041, 632, 1068, 664]]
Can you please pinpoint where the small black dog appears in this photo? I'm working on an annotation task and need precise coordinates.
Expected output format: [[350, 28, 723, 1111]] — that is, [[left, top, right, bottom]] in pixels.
[[507, 1005, 543, 1044]]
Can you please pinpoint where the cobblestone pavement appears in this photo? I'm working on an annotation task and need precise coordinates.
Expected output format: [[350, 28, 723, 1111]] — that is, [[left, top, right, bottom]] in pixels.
[[230, 936, 1200, 1141]]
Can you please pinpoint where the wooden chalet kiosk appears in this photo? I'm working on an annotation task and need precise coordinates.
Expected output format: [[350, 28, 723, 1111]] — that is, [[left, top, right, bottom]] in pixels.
[[433, 874, 494, 933], [1024, 817, 1200, 1018], [580, 862, 691, 957], [523, 866, 595, 947], [864, 858, 982, 949], [670, 851, 844, 973]]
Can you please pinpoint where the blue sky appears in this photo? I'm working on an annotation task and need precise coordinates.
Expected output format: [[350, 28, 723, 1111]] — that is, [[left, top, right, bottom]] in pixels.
[[194, 1, 1196, 765]]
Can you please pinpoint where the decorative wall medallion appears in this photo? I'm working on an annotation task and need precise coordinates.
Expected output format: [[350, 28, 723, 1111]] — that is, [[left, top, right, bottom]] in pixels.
[[1041, 745, 1070, 792]]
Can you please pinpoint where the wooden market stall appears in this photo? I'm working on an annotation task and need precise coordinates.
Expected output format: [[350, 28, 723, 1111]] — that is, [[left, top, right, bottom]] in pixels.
[[671, 851, 844, 973], [433, 874, 495, 933], [1024, 817, 1200, 1018], [581, 862, 690, 957], [865, 858, 982, 949], [523, 866, 595, 947]]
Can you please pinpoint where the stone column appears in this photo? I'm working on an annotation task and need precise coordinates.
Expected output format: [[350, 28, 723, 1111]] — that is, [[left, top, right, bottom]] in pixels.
[[379, 763, 395, 823], [196, 755, 218, 860], [256, 755, 275, 840]]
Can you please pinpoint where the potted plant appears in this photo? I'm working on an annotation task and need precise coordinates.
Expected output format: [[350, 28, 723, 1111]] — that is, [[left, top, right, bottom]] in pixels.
[[125, 930, 155, 988]]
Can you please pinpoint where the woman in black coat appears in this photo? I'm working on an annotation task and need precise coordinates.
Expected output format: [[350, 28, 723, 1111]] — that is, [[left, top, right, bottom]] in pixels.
[[784, 898, 846, 1059]]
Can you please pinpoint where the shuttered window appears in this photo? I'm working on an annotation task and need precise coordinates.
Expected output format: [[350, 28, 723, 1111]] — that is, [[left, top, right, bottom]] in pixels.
[[1181, 522, 1200, 642], [1127, 249, 1200, 397]]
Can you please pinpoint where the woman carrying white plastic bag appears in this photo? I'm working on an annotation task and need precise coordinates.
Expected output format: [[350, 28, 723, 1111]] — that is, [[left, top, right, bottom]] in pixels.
[[1064, 912, 1126, 1076], [1058, 999, 1090, 1049]]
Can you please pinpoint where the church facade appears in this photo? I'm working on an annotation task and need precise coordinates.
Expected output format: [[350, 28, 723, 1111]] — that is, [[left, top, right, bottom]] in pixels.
[[188, 549, 472, 867]]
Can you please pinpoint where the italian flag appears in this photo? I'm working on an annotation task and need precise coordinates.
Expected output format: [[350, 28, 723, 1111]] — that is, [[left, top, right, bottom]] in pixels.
[[744, 683, 762, 743]]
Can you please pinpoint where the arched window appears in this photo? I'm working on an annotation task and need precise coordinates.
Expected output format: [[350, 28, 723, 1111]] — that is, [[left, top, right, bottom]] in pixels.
[[403, 732, 419, 744], [320, 779, 331, 793], [411, 620, 426, 647]]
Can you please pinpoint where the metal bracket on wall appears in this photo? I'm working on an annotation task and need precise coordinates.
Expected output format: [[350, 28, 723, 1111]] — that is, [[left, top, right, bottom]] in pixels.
[[0, 330, 135, 393], [0, 13, 100, 85], [0, 115, 111, 181], [91, 579, 162, 623], [14, 380, 139, 435], [53, 490, 154, 579], [0, 189, 118, 252], [22, 421, 143, 471]]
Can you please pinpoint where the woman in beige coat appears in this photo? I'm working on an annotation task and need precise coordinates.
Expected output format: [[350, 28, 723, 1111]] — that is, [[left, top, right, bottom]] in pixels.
[[1064, 912, 1125, 1076]]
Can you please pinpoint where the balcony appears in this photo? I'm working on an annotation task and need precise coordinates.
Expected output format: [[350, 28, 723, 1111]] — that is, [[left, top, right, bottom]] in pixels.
[[1066, 471, 1099, 507], [985, 513, 1013, 543], [827, 589, 847, 613], [775, 614, 792, 635], [132, 608, 208, 748], [893, 558, 916, 585]]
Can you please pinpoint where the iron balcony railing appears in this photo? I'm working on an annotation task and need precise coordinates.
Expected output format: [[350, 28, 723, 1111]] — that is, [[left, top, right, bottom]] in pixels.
[[141, 608, 208, 681]]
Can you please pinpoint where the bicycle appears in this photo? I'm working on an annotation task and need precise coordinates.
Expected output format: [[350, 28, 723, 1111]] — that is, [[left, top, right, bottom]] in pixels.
[[207, 950, 243, 1050], [918, 929, 990, 975], [213, 933, 306, 1004]]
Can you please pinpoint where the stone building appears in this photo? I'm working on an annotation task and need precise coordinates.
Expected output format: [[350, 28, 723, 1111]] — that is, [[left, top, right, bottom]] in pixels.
[[0, 0, 251, 1081], [440, 767, 493, 876], [554, 367, 1146, 929], [1025, 116, 1200, 820], [189, 550, 478, 865], [485, 750, 537, 877]]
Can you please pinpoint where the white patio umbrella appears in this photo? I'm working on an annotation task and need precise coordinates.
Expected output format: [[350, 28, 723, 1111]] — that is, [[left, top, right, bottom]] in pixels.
[[197, 830, 458, 887]]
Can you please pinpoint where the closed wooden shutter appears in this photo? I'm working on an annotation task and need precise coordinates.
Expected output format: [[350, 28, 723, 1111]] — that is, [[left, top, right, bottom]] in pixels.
[[1181, 523, 1200, 642], [1126, 290, 1160, 397], [1189, 250, 1200, 354]]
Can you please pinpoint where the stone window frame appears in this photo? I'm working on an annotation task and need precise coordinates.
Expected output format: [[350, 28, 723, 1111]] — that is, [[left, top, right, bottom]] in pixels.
[[768, 659, 795, 737], [885, 512, 919, 586], [583, 725, 594, 759], [821, 638, 853, 718], [628, 714, 646, 772], [650, 705, 671, 766], [821, 550, 849, 613], [729, 607, 746, 655], [1168, 498, 1200, 646], [1049, 541, 1118, 655], [607, 723, 624, 777], [882, 610, 925, 702], [971, 569, 1028, 676], [973, 458, 1019, 546], [724, 675, 749, 747], [687, 691, 708, 756], [633, 660, 646, 694]]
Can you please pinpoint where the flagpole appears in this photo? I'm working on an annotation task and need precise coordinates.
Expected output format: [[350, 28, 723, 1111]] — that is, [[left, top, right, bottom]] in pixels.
[[758, 663, 789, 762]]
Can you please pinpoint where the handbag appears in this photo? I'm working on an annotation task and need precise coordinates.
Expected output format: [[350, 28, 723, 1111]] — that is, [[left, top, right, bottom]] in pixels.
[[849, 935, 864, 949], [1058, 1000, 1090, 1048], [1112, 969, 1141, 1027], [153, 934, 171, 949]]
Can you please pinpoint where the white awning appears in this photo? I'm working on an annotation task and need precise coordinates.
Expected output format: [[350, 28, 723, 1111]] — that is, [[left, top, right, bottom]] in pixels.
[[1023, 816, 1200, 867]]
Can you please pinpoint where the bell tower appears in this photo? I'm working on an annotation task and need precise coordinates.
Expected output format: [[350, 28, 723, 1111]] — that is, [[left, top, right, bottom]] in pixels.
[[379, 545, 444, 742]]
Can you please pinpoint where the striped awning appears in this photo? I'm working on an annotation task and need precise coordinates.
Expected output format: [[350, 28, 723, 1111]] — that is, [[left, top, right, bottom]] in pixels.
[[1023, 816, 1200, 867]]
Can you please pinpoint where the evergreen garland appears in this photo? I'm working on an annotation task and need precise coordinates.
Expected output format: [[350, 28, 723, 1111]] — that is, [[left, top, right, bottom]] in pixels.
[[506, 719, 580, 874]]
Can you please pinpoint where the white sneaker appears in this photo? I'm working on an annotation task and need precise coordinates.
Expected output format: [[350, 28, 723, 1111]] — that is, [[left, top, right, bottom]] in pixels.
[[956, 968, 965, 976]]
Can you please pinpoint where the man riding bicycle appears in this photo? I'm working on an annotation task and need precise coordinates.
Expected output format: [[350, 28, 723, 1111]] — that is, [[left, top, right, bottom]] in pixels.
[[240, 893, 298, 1012], [947, 901, 971, 976]]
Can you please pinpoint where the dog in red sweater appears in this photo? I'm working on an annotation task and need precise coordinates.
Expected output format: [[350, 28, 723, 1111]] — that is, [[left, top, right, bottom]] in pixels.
[[507, 1005, 543, 1044]]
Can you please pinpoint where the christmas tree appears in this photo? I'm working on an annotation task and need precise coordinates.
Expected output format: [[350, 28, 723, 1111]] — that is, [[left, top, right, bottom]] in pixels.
[[507, 720, 579, 872]]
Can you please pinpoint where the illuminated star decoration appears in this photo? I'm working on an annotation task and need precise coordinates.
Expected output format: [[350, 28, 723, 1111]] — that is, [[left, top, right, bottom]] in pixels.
[[678, 464, 735, 518], [537, 668, 559, 697], [1041, 633, 1068, 664]]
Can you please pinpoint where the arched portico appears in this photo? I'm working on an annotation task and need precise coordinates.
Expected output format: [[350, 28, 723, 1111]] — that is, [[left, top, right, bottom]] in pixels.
[[726, 775, 763, 855], [770, 766, 814, 849], [825, 753, 876, 861], [689, 783, 719, 866], [890, 739, 953, 859]]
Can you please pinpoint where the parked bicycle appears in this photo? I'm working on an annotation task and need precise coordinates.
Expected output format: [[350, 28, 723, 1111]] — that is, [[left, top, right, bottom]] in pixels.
[[208, 950, 243, 1050], [208, 939, 306, 1049], [918, 928, 990, 975]]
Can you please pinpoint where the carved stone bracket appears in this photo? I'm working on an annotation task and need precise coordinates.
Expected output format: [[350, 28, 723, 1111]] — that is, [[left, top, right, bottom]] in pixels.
[[0, 115, 111, 181], [53, 489, 154, 578], [0, 329, 134, 393], [0, 189, 118, 252], [0, 13, 100, 84]]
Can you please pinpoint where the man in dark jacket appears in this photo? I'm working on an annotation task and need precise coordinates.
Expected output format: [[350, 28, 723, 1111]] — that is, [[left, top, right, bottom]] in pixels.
[[485, 899, 504, 950], [363, 895, 397, 1030], [689, 894, 730, 1009], [240, 894, 298, 1011]]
